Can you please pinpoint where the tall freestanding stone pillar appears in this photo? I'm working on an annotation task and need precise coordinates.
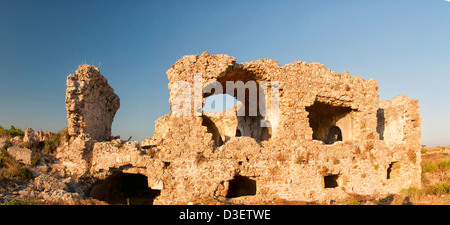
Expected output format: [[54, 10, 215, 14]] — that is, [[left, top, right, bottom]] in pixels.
[[65, 65, 120, 141], [56, 65, 120, 177]]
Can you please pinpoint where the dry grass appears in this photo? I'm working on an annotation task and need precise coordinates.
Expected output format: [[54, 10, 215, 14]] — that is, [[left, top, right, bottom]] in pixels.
[[0, 146, 34, 181], [386, 147, 450, 205]]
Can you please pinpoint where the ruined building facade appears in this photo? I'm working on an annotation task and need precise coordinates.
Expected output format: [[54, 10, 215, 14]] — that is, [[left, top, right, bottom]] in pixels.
[[55, 52, 421, 204]]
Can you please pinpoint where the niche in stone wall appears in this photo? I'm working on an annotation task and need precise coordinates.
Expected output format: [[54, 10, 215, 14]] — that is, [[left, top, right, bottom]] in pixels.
[[90, 171, 160, 205], [324, 174, 340, 188], [235, 128, 242, 137], [225, 175, 257, 198], [306, 100, 355, 144], [376, 108, 385, 140], [260, 124, 272, 142]]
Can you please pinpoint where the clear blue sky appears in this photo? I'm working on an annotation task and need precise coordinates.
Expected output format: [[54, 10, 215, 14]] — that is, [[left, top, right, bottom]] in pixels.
[[0, 0, 449, 147]]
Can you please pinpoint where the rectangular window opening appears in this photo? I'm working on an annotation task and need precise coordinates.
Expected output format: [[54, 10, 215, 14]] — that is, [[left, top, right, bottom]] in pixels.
[[324, 174, 340, 188], [306, 101, 354, 145]]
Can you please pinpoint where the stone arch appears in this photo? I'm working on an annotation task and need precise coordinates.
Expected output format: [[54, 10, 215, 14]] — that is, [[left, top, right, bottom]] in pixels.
[[235, 129, 242, 137], [214, 68, 271, 143], [325, 125, 342, 144], [201, 115, 224, 147]]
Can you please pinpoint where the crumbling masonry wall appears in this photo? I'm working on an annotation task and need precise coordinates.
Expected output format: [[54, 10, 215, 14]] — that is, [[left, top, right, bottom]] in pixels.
[[56, 65, 120, 177], [57, 53, 421, 204], [65, 65, 120, 141]]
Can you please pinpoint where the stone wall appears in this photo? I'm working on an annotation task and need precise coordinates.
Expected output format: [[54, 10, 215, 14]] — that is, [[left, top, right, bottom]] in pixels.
[[65, 65, 120, 141], [56, 53, 421, 204], [56, 65, 120, 178]]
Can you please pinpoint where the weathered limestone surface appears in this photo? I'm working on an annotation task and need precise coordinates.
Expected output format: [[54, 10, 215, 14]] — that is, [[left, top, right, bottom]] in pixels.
[[55, 134, 94, 177], [7, 146, 34, 165], [56, 65, 120, 177], [56, 53, 421, 204], [23, 127, 54, 144], [65, 65, 120, 141], [379, 95, 421, 146]]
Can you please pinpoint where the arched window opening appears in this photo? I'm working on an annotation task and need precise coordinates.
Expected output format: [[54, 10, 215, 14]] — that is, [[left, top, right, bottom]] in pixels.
[[201, 68, 275, 144], [325, 126, 342, 144], [202, 94, 239, 113]]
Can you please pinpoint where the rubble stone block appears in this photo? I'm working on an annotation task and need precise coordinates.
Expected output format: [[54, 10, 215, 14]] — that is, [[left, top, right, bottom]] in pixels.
[[7, 146, 34, 165]]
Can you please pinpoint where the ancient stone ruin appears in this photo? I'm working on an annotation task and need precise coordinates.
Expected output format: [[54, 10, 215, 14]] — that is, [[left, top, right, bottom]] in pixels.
[[56, 65, 120, 177], [55, 52, 421, 204]]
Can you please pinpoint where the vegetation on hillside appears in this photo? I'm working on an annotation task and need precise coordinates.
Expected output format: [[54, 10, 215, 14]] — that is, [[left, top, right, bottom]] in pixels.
[[0, 125, 25, 139]]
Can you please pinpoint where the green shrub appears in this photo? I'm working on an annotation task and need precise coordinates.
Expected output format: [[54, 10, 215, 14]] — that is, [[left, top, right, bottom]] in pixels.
[[16, 167, 34, 180], [0, 152, 34, 180], [8, 125, 24, 138], [43, 128, 68, 154], [4, 160, 34, 180], [347, 199, 360, 205], [1, 199, 27, 205], [422, 160, 437, 173], [430, 182, 450, 195], [438, 160, 450, 170], [0, 125, 25, 138], [30, 153, 40, 166], [0, 125, 8, 137], [44, 139, 58, 154], [295, 155, 305, 164], [0, 147, 10, 170]]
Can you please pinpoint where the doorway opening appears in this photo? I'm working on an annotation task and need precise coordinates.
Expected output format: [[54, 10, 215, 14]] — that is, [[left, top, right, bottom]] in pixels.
[[90, 171, 160, 205], [225, 175, 257, 198]]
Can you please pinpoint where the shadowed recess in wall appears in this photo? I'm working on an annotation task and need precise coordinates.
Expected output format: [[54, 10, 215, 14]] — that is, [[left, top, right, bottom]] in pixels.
[[90, 171, 160, 205], [226, 175, 257, 198], [324, 174, 340, 188], [377, 108, 385, 140], [306, 100, 354, 145], [202, 115, 223, 147]]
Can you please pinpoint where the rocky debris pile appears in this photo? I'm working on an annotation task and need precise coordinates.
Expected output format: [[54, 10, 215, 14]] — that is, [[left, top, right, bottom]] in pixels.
[[0, 174, 84, 204], [0, 132, 104, 205], [6, 146, 35, 165], [23, 127, 53, 145]]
